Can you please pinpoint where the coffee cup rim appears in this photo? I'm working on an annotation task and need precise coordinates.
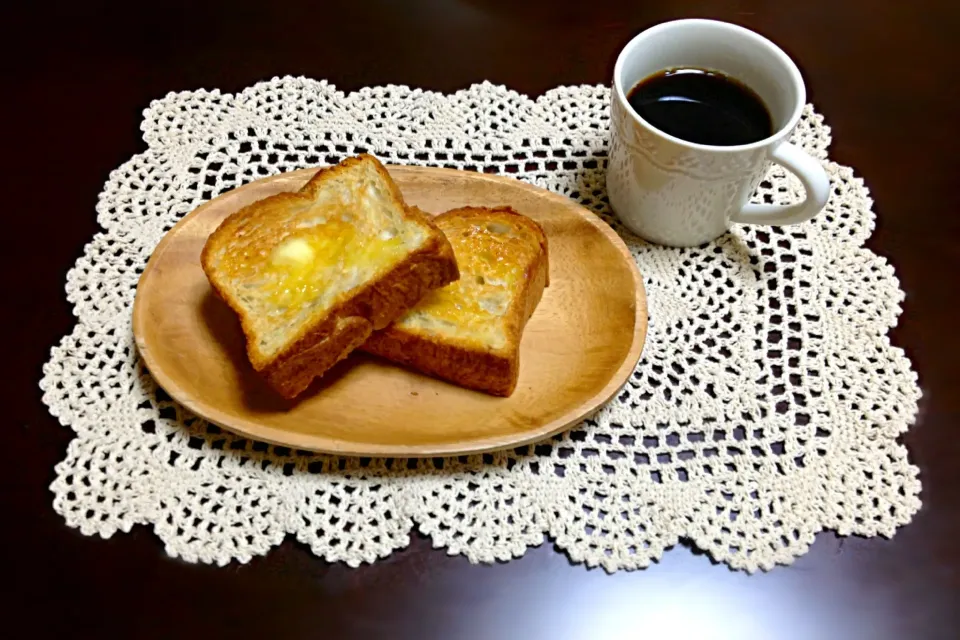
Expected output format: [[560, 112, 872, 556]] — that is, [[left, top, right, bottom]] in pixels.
[[613, 19, 807, 153]]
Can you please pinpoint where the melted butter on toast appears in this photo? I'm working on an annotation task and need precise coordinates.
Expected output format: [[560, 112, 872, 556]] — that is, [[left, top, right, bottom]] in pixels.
[[396, 217, 542, 349], [215, 180, 424, 345]]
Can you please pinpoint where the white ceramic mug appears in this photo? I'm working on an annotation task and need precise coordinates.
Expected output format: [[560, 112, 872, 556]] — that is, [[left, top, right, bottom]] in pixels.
[[607, 19, 830, 247]]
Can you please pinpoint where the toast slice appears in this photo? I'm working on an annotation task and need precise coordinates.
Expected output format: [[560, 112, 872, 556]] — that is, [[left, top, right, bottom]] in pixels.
[[362, 206, 549, 396], [201, 154, 459, 399]]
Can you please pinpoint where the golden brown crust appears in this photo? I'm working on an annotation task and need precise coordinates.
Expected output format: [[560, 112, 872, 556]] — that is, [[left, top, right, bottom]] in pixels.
[[262, 316, 372, 398], [201, 155, 459, 399], [362, 325, 518, 396], [362, 206, 549, 397]]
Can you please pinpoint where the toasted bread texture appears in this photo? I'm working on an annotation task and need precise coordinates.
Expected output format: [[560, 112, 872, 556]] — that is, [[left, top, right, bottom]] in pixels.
[[201, 155, 459, 399], [362, 206, 549, 396]]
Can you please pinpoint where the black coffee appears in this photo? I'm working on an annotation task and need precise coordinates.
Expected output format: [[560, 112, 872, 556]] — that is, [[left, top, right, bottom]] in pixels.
[[626, 68, 773, 146]]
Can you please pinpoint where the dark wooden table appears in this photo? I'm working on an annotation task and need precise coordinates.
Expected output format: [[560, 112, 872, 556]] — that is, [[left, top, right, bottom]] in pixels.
[[6, 1, 959, 638]]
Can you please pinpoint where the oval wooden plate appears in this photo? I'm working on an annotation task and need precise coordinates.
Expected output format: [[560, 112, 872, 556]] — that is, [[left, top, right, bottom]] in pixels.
[[133, 166, 647, 456]]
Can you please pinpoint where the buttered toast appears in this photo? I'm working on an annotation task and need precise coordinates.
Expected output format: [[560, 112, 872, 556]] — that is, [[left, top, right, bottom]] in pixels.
[[201, 155, 459, 399], [362, 206, 548, 396]]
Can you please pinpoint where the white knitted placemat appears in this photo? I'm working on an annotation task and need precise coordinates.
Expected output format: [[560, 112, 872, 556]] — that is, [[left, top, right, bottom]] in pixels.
[[40, 78, 921, 572]]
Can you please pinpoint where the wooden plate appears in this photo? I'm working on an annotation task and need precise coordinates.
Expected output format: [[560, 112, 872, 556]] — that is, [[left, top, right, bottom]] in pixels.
[[133, 166, 647, 456]]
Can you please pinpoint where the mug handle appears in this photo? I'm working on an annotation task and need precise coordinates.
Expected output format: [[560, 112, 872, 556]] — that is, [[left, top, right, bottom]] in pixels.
[[731, 142, 831, 226]]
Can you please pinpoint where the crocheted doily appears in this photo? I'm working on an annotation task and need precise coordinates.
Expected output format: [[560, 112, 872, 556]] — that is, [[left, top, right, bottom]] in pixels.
[[41, 78, 921, 572]]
